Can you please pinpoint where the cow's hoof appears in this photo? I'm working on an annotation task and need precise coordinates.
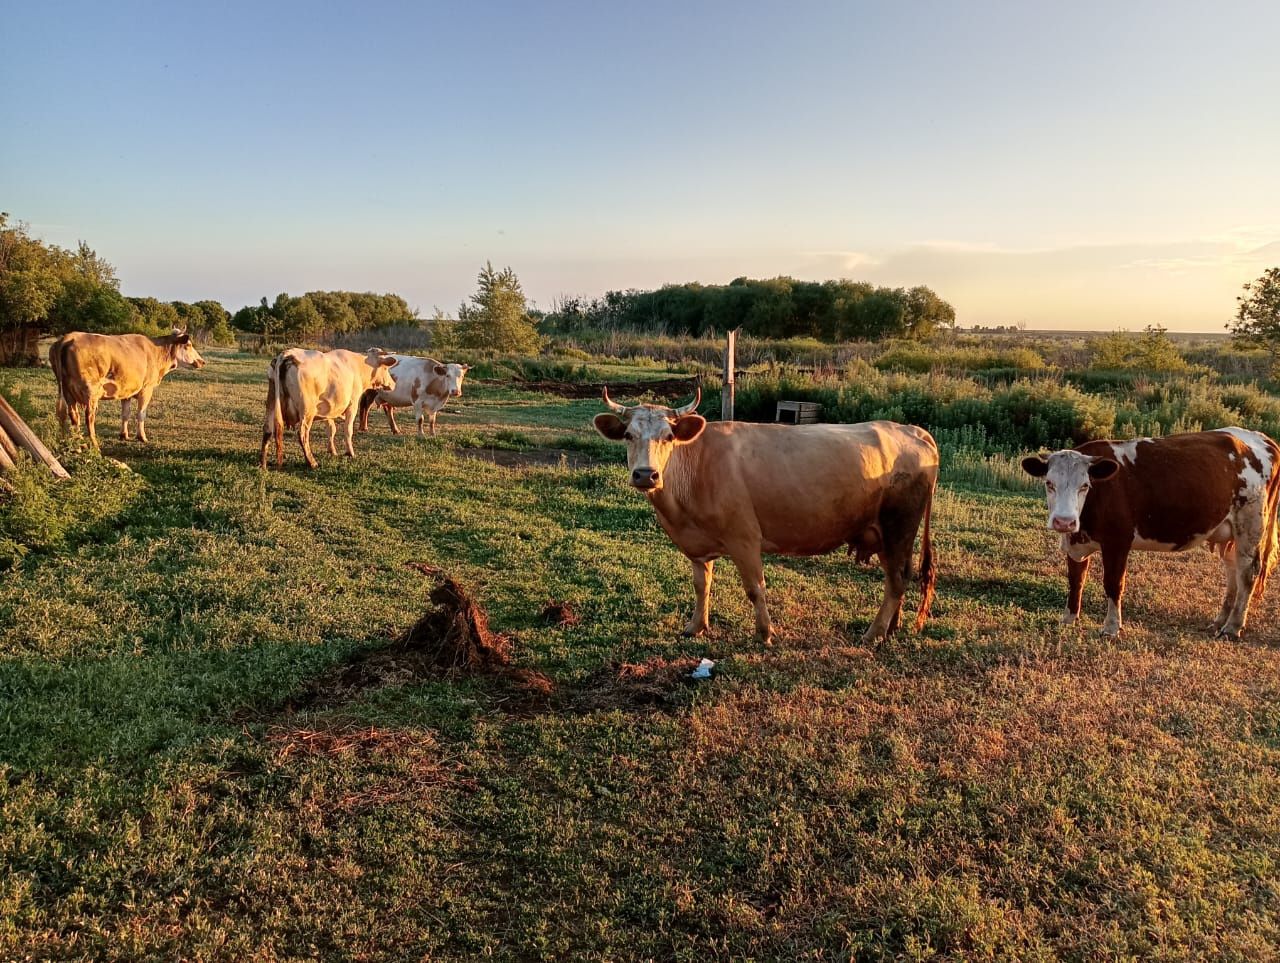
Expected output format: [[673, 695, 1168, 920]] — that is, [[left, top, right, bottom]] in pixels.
[[1098, 627, 1122, 639], [1059, 611, 1079, 626], [682, 625, 708, 638], [1215, 627, 1242, 641]]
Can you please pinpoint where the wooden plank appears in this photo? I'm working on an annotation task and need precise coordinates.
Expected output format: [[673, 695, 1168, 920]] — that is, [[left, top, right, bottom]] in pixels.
[[721, 328, 739, 422], [0, 393, 69, 479], [0, 420, 18, 461], [0, 434, 14, 472]]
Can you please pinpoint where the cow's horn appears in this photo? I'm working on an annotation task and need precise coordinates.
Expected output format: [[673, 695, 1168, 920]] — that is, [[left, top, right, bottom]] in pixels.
[[673, 386, 701, 416], [602, 387, 627, 414]]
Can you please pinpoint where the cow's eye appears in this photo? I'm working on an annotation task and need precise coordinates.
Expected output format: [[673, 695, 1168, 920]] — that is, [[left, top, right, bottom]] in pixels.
[[623, 431, 635, 441], [661, 433, 673, 442], [1046, 482, 1055, 492], [1079, 485, 1088, 493]]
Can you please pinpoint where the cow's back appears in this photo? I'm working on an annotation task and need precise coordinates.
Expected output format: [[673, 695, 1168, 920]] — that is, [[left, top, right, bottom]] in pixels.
[[665, 420, 938, 557], [280, 348, 371, 421], [1079, 430, 1280, 548], [56, 332, 158, 400]]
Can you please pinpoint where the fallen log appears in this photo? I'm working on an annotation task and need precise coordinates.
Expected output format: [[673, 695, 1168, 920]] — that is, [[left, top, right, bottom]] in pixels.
[[0, 393, 69, 479]]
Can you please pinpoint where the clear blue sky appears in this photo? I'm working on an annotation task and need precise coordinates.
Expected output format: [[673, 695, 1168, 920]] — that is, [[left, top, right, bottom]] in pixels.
[[4, 0, 1278, 329]]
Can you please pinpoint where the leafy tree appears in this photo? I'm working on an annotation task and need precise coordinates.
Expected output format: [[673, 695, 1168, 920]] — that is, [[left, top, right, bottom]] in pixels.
[[456, 262, 540, 353], [192, 300, 234, 344], [128, 297, 182, 336], [1230, 268, 1280, 374], [0, 214, 65, 363]]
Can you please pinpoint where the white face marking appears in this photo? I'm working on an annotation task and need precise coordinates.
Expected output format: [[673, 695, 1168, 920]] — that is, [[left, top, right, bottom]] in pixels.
[[1038, 451, 1099, 533], [620, 406, 679, 490], [443, 363, 468, 398]]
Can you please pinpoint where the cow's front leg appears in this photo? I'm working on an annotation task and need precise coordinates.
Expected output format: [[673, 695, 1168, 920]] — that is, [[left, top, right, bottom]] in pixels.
[[729, 550, 772, 645], [135, 387, 155, 443], [684, 559, 714, 637], [414, 400, 426, 438], [863, 536, 910, 647], [119, 398, 132, 440], [384, 404, 401, 435], [326, 419, 339, 456], [428, 410, 438, 437], [1099, 542, 1130, 637], [1063, 556, 1090, 625]]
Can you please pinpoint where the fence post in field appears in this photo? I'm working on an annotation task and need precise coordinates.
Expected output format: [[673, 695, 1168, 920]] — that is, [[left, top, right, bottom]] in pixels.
[[721, 327, 739, 422], [0, 393, 70, 479]]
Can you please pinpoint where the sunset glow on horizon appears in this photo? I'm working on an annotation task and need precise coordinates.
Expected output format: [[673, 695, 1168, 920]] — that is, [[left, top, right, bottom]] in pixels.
[[4, 0, 1278, 331]]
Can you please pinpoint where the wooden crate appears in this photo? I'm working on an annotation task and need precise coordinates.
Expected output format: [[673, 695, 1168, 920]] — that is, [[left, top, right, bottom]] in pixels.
[[775, 400, 821, 425]]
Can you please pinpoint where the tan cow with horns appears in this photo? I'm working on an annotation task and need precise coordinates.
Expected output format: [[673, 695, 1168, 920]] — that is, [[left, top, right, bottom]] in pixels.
[[593, 387, 939, 646]]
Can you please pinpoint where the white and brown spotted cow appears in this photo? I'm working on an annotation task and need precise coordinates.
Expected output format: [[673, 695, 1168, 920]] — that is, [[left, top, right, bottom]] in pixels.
[[593, 388, 939, 647], [1022, 428, 1280, 639], [260, 348, 399, 469], [50, 328, 207, 448], [356, 355, 470, 437]]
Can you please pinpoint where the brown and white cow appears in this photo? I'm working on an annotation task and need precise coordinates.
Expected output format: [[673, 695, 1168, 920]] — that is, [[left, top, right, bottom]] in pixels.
[[50, 328, 207, 448], [260, 347, 399, 469], [593, 388, 939, 646], [356, 355, 470, 437], [1022, 428, 1280, 639]]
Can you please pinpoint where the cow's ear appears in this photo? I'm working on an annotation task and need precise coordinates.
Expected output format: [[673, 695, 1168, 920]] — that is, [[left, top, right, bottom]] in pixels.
[[1021, 455, 1049, 477], [461, 364, 471, 371], [1088, 458, 1119, 482], [381, 355, 398, 368], [434, 364, 447, 376], [672, 414, 706, 443], [593, 413, 627, 440], [175, 333, 191, 345]]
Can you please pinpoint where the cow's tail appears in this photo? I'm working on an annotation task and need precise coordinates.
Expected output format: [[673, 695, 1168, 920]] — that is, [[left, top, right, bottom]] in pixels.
[[913, 479, 937, 633], [1255, 442, 1280, 599], [50, 336, 69, 430], [261, 356, 285, 467]]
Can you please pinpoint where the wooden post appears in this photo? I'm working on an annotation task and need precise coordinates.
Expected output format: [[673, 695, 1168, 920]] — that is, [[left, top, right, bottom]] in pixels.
[[0, 393, 69, 479], [721, 327, 739, 422], [0, 420, 17, 463]]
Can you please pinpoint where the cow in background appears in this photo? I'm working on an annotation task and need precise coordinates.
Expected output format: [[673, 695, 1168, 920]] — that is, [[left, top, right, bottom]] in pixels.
[[358, 356, 470, 437], [592, 388, 938, 647], [1022, 428, 1280, 639], [260, 348, 398, 469], [50, 328, 206, 448]]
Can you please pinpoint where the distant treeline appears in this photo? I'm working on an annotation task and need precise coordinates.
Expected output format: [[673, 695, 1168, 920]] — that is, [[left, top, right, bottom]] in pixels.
[[541, 277, 956, 342], [231, 291, 416, 344]]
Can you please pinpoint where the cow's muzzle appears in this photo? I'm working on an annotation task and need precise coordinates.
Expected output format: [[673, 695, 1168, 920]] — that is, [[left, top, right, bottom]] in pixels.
[[1050, 516, 1078, 533], [631, 468, 660, 490]]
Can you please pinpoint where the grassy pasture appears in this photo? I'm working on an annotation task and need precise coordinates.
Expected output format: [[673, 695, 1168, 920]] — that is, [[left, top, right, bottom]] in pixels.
[[1, 349, 1280, 960]]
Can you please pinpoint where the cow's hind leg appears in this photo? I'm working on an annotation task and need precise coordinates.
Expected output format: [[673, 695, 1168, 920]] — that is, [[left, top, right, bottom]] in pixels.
[[1212, 542, 1239, 635], [326, 419, 339, 456], [729, 549, 772, 645], [385, 404, 401, 434], [1221, 502, 1267, 639], [864, 535, 911, 648], [119, 398, 132, 440], [135, 387, 156, 443], [298, 416, 319, 469], [343, 410, 358, 458], [86, 392, 102, 450], [684, 559, 714, 637]]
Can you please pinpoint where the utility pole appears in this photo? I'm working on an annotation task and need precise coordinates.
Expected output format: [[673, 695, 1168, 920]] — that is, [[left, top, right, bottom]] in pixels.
[[721, 328, 739, 421]]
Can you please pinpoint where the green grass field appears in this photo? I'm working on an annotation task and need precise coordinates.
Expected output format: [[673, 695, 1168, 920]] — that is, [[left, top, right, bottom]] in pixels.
[[2, 350, 1279, 960]]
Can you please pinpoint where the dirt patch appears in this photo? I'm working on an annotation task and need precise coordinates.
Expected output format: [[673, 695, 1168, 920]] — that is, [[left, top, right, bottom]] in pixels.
[[281, 565, 554, 713], [457, 447, 600, 469], [574, 656, 703, 712], [265, 722, 466, 812], [540, 601, 581, 626]]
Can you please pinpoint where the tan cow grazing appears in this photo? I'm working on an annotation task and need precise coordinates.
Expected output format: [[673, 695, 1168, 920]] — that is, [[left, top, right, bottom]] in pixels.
[[1022, 428, 1280, 639], [593, 388, 939, 646], [260, 348, 399, 469], [50, 328, 206, 448]]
